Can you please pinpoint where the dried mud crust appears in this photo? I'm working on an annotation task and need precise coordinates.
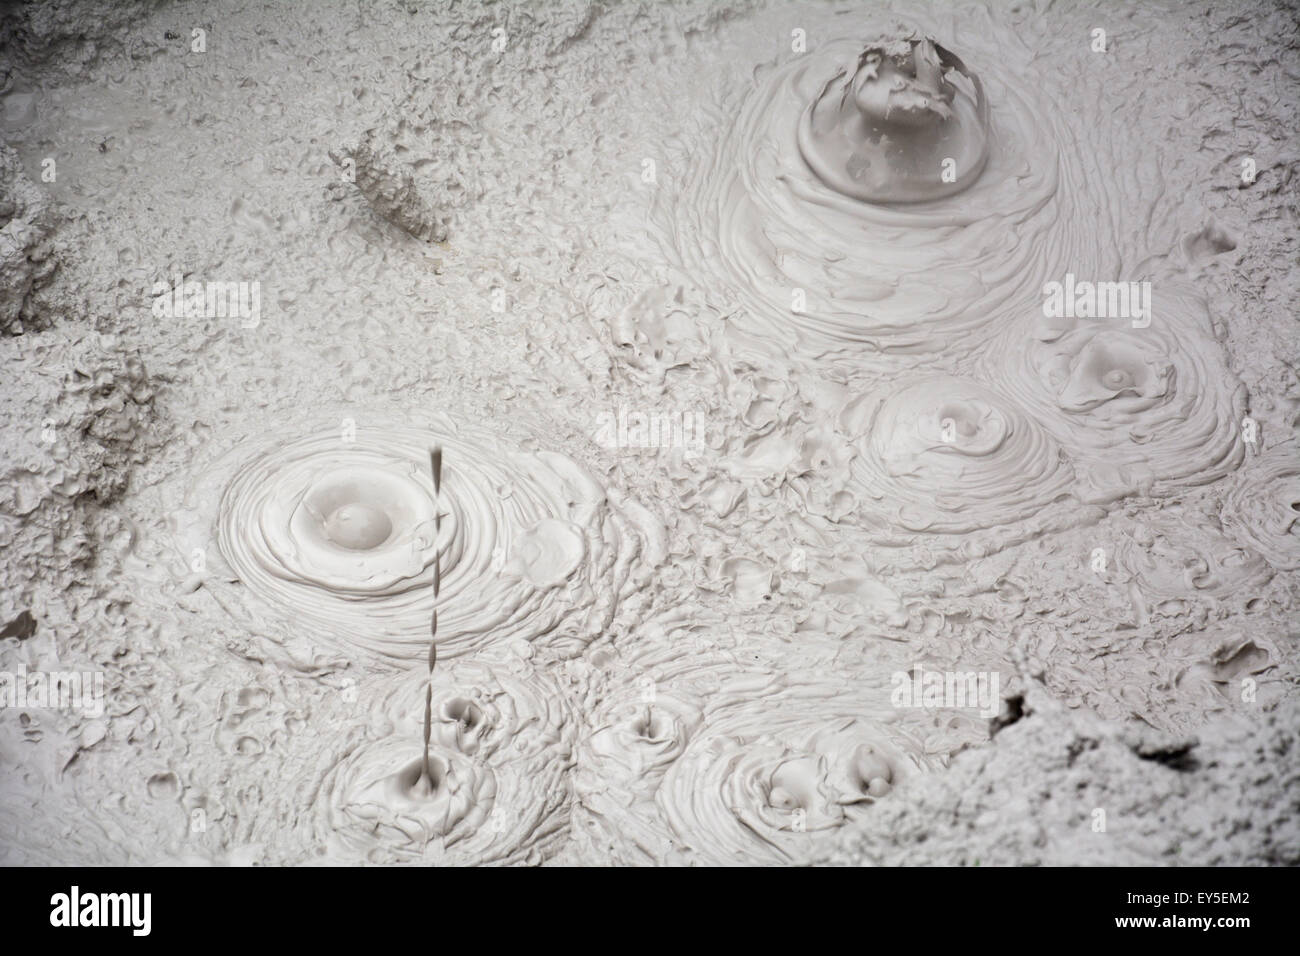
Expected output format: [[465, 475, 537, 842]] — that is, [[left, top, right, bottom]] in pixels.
[[0, 144, 58, 334], [0, 331, 156, 614], [824, 682, 1300, 867]]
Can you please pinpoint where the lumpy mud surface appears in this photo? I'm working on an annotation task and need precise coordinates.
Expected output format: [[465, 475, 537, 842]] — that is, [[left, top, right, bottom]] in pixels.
[[0, 0, 1296, 866]]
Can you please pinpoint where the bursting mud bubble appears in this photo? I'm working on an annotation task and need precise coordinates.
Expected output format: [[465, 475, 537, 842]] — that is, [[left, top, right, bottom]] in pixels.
[[0, 0, 1297, 868], [655, 24, 1085, 367], [797, 37, 991, 204]]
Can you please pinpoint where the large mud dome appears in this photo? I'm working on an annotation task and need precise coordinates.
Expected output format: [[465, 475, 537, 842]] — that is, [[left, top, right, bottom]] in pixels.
[[0, 0, 1297, 867]]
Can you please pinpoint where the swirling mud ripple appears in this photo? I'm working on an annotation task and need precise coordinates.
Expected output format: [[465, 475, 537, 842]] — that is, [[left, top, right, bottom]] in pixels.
[[1221, 442, 1300, 571], [188, 419, 661, 664], [314, 655, 574, 865], [983, 283, 1247, 502], [571, 621, 956, 866], [659, 29, 1097, 363], [655, 671, 936, 866], [839, 374, 1087, 567]]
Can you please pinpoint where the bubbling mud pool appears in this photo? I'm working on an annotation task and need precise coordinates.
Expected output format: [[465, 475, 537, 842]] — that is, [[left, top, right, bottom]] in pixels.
[[8, 0, 1292, 869], [169, 22, 1264, 865]]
